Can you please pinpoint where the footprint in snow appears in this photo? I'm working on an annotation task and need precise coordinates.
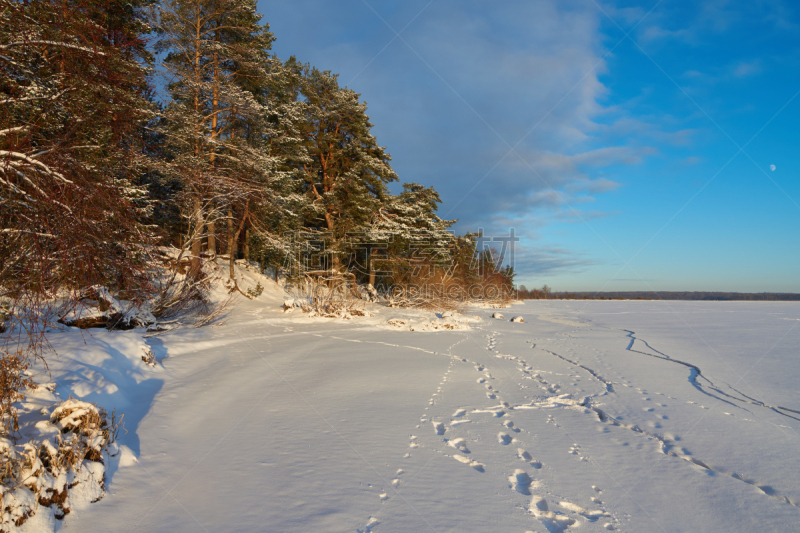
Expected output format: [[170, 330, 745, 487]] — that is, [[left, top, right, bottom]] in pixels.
[[453, 408, 467, 418], [518, 449, 543, 469], [530, 496, 576, 532], [449, 438, 470, 453], [453, 454, 485, 471], [432, 422, 445, 435], [498, 432, 512, 445], [558, 501, 610, 522], [358, 517, 379, 533], [509, 469, 533, 494]]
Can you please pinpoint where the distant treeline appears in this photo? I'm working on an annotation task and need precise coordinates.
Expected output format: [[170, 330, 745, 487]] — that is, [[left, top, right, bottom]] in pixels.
[[517, 286, 800, 301]]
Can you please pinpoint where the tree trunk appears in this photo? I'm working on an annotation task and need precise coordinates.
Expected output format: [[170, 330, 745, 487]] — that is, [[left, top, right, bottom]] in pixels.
[[189, 196, 203, 279], [368, 248, 376, 287], [229, 204, 249, 280], [207, 220, 216, 257], [243, 229, 250, 261], [226, 207, 235, 257]]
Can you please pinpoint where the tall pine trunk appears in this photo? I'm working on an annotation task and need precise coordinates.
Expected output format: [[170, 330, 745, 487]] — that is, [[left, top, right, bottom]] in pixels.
[[369, 248, 376, 287], [189, 196, 203, 278], [227, 207, 235, 258], [208, 220, 216, 256]]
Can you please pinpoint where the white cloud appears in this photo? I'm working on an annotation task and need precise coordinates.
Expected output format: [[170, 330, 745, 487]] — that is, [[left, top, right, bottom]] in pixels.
[[733, 60, 762, 78]]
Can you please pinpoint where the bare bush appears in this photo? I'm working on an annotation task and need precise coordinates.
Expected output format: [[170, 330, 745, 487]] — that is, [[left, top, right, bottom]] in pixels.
[[0, 398, 121, 528], [0, 352, 34, 436], [284, 272, 372, 318]]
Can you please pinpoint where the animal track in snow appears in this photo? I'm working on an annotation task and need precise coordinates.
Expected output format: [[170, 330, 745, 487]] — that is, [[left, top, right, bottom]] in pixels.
[[498, 432, 512, 445], [567, 444, 588, 461], [432, 421, 445, 435]]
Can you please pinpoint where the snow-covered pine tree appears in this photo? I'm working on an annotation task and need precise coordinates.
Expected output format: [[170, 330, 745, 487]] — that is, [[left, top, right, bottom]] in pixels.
[[245, 56, 312, 279], [366, 183, 456, 288], [0, 0, 156, 302], [155, 0, 279, 281], [296, 66, 398, 271]]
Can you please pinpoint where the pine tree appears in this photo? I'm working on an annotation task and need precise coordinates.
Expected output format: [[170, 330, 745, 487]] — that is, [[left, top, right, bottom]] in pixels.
[[295, 66, 398, 271], [244, 56, 312, 279], [154, 0, 277, 280], [366, 183, 456, 287]]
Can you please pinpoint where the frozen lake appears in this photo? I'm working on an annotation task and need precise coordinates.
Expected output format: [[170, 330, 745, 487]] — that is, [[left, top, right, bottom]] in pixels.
[[47, 300, 800, 533]]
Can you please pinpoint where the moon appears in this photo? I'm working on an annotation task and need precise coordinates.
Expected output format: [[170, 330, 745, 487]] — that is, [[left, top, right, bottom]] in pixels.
[[770, 164, 776, 171]]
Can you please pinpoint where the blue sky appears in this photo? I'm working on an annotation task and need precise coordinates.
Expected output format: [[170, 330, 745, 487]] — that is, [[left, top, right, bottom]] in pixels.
[[256, 0, 800, 293]]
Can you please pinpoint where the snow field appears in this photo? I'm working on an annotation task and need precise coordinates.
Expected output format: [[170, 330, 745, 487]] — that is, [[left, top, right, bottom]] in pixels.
[[21, 293, 800, 532]]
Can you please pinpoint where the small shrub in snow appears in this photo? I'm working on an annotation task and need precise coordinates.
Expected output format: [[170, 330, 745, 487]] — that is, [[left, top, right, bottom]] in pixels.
[[0, 399, 120, 529], [0, 352, 35, 435], [0, 398, 119, 532], [246, 282, 264, 299], [284, 276, 372, 319]]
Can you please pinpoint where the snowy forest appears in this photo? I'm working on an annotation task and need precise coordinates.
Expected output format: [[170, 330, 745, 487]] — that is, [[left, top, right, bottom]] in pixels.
[[0, 0, 515, 296], [0, 0, 518, 523], [1, 0, 516, 342]]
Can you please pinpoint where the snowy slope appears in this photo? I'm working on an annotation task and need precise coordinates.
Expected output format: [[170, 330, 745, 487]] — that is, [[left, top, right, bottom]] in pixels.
[[21, 295, 800, 532]]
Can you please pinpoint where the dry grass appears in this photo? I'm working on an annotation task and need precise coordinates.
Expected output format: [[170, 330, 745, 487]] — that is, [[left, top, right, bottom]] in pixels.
[[284, 273, 372, 318]]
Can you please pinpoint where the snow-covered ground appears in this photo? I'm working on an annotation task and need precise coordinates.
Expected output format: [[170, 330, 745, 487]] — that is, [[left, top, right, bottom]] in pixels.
[[22, 294, 800, 532]]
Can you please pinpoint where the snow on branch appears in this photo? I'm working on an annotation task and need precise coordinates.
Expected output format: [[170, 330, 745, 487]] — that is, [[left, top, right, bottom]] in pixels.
[[0, 40, 107, 56]]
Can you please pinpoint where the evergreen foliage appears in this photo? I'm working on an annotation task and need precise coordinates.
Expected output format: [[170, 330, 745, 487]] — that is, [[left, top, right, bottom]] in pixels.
[[2, 0, 516, 297]]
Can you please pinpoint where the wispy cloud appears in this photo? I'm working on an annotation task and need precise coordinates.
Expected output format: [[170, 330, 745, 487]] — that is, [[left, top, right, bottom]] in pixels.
[[680, 156, 703, 166], [512, 245, 598, 277], [733, 60, 762, 78]]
